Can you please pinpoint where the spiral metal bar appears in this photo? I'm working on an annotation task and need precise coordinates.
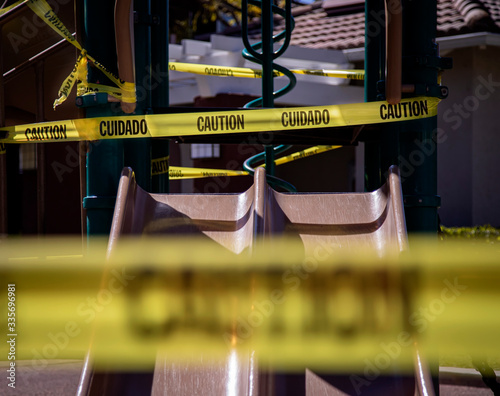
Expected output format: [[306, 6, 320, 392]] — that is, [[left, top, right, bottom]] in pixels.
[[241, 0, 297, 191], [243, 145, 297, 192], [241, 0, 296, 108]]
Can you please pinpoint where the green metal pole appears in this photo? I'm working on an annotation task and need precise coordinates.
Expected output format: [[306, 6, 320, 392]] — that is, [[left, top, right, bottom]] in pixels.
[[364, 0, 402, 192], [401, 3, 441, 392], [83, 0, 124, 236], [151, 0, 170, 193], [261, 0, 273, 109], [123, 0, 152, 192], [365, 0, 441, 233], [400, 0, 440, 235], [364, 1, 442, 393], [261, 0, 275, 175], [364, 0, 385, 191]]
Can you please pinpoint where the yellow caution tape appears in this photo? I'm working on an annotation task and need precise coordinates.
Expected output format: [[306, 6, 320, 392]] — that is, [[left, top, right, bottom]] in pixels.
[[291, 68, 365, 80], [0, 0, 28, 16], [169, 166, 249, 179], [153, 146, 339, 179], [52, 50, 87, 109], [0, 237, 499, 370], [268, 145, 341, 167], [170, 61, 365, 80], [27, 0, 81, 50], [0, 143, 5, 155], [151, 155, 169, 176], [24, 0, 135, 108], [0, 96, 440, 143]]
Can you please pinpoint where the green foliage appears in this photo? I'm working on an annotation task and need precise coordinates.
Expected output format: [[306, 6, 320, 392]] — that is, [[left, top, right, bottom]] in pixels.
[[440, 224, 500, 244], [440, 354, 500, 370]]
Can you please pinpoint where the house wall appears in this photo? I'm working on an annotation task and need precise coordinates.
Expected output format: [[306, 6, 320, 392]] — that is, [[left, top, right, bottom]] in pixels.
[[471, 46, 500, 226], [437, 46, 500, 227], [437, 47, 474, 226]]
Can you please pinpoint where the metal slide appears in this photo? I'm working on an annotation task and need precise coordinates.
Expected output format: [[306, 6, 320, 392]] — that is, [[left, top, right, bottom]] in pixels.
[[81, 165, 433, 396]]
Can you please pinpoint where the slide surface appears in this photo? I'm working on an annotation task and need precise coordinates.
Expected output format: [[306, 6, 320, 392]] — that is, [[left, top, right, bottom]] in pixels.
[[82, 165, 432, 396]]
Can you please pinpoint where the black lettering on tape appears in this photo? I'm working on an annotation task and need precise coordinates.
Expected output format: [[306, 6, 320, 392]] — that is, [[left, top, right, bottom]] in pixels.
[[125, 120, 132, 135], [205, 67, 234, 77], [197, 114, 244, 132], [380, 104, 387, 120], [380, 100, 429, 120], [140, 119, 147, 134], [99, 119, 147, 137], [387, 104, 395, 119], [421, 100, 428, 115], [169, 169, 182, 178], [25, 124, 66, 141], [412, 101, 420, 116], [152, 159, 169, 175], [281, 109, 330, 128]]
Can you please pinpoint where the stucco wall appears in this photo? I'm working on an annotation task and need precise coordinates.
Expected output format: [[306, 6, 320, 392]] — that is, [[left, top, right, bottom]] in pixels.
[[437, 46, 500, 226]]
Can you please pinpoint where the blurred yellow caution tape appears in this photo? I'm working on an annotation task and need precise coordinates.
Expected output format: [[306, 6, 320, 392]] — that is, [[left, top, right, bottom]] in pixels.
[[0, 96, 439, 143], [153, 146, 341, 178], [1, 237, 499, 370], [170, 61, 365, 80]]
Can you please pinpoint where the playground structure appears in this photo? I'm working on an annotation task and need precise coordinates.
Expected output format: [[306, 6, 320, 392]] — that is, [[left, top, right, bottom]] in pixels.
[[0, 0, 458, 395], [108, 166, 408, 254], [74, 164, 426, 395]]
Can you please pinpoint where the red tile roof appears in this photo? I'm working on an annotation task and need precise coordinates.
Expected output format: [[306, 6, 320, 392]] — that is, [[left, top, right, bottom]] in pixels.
[[230, 0, 500, 50]]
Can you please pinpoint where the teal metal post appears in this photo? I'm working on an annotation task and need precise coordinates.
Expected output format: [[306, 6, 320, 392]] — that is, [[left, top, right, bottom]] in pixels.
[[399, 0, 441, 234], [123, 0, 151, 192], [83, 0, 124, 236], [151, 0, 170, 193], [261, 0, 273, 109], [261, 0, 275, 174], [365, 1, 442, 392], [364, 0, 386, 191], [364, 0, 441, 233]]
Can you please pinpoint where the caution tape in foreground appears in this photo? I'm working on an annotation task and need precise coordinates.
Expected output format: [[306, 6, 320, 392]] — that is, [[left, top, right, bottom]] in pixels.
[[1, 237, 499, 370], [0, 96, 440, 144]]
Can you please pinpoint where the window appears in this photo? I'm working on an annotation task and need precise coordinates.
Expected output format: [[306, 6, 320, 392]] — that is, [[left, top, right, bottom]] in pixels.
[[191, 144, 220, 159], [19, 144, 36, 172]]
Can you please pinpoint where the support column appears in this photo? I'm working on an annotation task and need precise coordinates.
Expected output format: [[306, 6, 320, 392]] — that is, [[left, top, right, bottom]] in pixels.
[[151, 0, 170, 193], [364, 2, 442, 395], [261, 0, 275, 173], [364, 0, 386, 191], [123, 0, 151, 192], [400, 0, 440, 234], [83, 0, 124, 236]]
